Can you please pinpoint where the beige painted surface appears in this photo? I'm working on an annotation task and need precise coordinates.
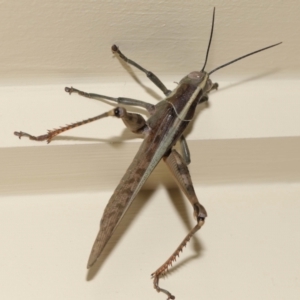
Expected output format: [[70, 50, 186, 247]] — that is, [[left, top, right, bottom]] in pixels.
[[0, 0, 299, 83], [0, 1, 299, 300], [1, 185, 300, 300]]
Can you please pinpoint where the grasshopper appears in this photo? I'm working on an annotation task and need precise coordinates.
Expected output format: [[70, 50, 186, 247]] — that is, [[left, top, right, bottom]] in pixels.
[[14, 8, 281, 300]]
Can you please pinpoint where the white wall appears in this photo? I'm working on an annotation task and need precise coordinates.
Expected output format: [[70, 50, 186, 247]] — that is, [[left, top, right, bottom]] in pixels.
[[0, 1, 299, 300]]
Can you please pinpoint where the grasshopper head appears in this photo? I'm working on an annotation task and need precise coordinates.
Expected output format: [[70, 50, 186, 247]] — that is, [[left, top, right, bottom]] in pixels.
[[186, 71, 217, 104]]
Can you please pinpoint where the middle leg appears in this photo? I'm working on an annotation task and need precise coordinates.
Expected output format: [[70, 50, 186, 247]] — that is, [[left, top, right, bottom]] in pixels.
[[65, 86, 156, 114]]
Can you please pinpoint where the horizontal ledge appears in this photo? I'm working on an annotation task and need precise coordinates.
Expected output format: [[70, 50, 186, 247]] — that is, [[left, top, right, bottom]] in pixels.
[[1, 136, 300, 196], [2, 79, 300, 149]]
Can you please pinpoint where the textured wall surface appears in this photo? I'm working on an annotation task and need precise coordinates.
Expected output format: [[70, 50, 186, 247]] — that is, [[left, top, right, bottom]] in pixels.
[[0, 0, 298, 83]]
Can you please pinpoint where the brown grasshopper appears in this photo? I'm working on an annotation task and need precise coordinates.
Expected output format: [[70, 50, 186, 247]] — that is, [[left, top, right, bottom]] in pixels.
[[14, 8, 281, 300]]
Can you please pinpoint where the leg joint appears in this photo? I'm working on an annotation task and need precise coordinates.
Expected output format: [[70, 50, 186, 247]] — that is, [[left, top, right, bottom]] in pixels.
[[193, 203, 207, 220], [113, 107, 126, 118]]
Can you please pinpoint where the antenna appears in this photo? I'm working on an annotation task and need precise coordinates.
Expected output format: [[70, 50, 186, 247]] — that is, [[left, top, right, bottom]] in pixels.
[[209, 42, 282, 75], [201, 7, 215, 72]]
